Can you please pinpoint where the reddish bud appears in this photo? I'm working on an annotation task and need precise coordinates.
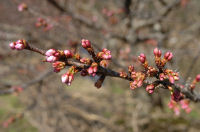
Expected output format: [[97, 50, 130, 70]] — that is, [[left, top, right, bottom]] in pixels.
[[45, 49, 60, 63], [130, 81, 137, 90], [81, 39, 91, 48], [195, 74, 200, 82], [9, 42, 16, 49], [159, 73, 165, 81], [46, 56, 57, 63], [164, 52, 173, 61], [87, 64, 98, 76], [146, 84, 155, 94], [52, 61, 65, 72], [138, 53, 146, 63], [64, 50, 73, 58], [80, 58, 91, 64], [169, 75, 175, 84], [101, 48, 112, 60], [137, 80, 143, 87], [9, 40, 27, 50], [87, 67, 93, 74], [45, 49, 56, 56], [61, 72, 74, 86], [153, 48, 162, 57]]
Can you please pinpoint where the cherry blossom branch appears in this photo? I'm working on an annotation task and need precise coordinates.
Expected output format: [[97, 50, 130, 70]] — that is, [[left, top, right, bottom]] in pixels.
[[7, 38, 200, 116]]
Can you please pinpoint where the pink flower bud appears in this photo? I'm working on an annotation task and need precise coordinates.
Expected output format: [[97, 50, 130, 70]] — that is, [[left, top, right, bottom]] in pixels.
[[18, 3, 27, 12], [61, 72, 74, 86], [9, 42, 16, 49], [45, 49, 56, 56], [93, 66, 98, 73], [52, 61, 65, 73], [196, 74, 200, 82], [146, 84, 155, 94], [153, 48, 162, 57], [130, 81, 137, 90], [164, 52, 173, 61], [159, 73, 165, 81], [169, 75, 175, 84], [137, 80, 143, 87], [102, 54, 112, 60], [15, 44, 24, 50], [46, 56, 57, 62], [64, 50, 73, 58], [81, 39, 91, 48], [9, 40, 27, 50], [87, 67, 93, 74], [138, 53, 146, 63], [61, 73, 69, 83], [102, 48, 111, 54], [101, 48, 112, 60]]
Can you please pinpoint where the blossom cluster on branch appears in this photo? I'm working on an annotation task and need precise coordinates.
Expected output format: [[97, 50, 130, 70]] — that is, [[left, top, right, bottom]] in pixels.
[[8, 39, 200, 115]]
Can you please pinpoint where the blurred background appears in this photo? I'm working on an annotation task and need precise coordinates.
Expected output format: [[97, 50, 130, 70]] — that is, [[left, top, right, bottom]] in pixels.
[[0, 0, 200, 132]]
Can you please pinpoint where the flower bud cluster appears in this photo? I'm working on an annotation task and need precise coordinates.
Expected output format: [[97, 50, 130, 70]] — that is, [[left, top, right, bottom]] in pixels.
[[130, 71, 145, 90], [138, 53, 158, 76], [146, 66, 158, 77], [164, 52, 173, 61], [146, 84, 155, 94], [61, 72, 74, 86], [159, 69, 179, 84], [153, 48, 162, 58], [9, 40, 27, 50], [81, 39, 91, 49], [168, 99, 191, 115], [97, 48, 112, 60], [45, 49, 61, 63], [80, 58, 92, 65], [61, 66, 78, 86], [87, 62, 98, 76], [64, 50, 73, 58], [138, 53, 146, 64], [153, 48, 173, 68], [52, 61, 66, 73], [119, 72, 128, 78]]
